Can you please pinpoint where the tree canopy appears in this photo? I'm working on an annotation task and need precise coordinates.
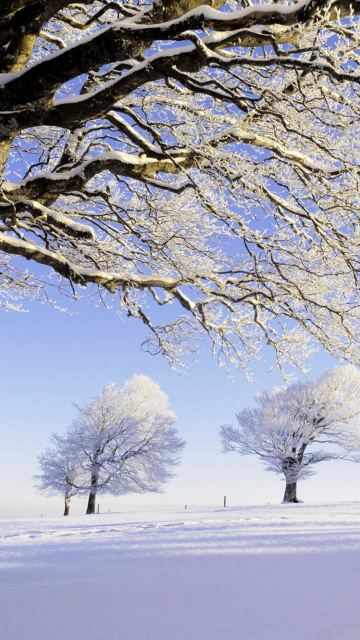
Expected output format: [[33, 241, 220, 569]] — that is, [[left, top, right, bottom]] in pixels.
[[2, 1, 360, 374]]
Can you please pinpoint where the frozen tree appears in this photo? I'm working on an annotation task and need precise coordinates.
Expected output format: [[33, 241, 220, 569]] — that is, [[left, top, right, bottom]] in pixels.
[[66, 375, 184, 513], [220, 365, 360, 503], [3, 2, 360, 375], [34, 434, 84, 515]]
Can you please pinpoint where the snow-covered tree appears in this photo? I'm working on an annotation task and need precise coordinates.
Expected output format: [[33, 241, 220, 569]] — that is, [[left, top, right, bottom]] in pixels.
[[220, 365, 360, 503], [34, 434, 84, 515], [66, 375, 184, 513], [2, 2, 360, 374]]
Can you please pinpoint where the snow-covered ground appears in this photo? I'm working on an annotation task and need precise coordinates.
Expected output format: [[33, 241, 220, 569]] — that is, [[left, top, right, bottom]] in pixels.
[[1, 502, 360, 640]]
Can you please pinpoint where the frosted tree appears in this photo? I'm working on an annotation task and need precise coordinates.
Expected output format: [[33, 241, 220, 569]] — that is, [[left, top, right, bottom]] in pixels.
[[34, 434, 84, 515], [3, 2, 360, 375], [66, 375, 184, 513], [220, 365, 360, 503]]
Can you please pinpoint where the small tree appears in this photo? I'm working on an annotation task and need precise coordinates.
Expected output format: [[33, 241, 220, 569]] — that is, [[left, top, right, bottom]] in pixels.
[[220, 366, 360, 503], [34, 434, 83, 515], [67, 375, 184, 514]]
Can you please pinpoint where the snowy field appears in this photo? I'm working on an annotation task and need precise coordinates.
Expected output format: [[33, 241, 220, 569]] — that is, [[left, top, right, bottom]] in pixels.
[[1, 503, 360, 640]]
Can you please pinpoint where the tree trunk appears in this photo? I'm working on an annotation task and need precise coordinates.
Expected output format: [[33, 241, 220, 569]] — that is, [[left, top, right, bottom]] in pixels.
[[64, 496, 71, 516], [86, 471, 98, 514], [282, 482, 301, 503], [86, 491, 96, 514], [282, 449, 306, 504]]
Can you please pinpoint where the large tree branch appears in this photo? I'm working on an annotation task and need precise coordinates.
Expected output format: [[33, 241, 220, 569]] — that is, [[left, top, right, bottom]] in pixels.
[[0, 0, 79, 71], [1, 150, 193, 203], [1, 0, 358, 108], [3, 36, 360, 142], [0, 230, 183, 292]]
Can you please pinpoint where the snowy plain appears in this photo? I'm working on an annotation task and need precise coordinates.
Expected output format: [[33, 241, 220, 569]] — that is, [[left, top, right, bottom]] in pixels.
[[1, 502, 360, 640]]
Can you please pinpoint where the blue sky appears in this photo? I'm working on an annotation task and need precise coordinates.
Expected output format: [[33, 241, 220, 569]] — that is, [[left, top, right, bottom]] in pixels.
[[1, 292, 359, 519]]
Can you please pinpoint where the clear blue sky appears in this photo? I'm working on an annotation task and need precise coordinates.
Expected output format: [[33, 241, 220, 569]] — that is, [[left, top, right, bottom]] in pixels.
[[1, 293, 358, 519]]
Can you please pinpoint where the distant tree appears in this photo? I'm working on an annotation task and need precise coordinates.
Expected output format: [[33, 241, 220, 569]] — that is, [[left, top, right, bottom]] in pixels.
[[66, 375, 184, 514], [220, 366, 360, 503], [34, 434, 83, 515]]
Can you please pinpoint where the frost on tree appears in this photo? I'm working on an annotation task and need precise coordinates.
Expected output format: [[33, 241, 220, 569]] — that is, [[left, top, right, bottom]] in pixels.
[[220, 365, 360, 503], [3, 2, 360, 374], [62, 375, 184, 514], [34, 434, 84, 515]]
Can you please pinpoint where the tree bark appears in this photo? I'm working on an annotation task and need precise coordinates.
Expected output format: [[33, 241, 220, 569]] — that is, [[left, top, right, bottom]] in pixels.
[[282, 482, 301, 503], [64, 496, 70, 516]]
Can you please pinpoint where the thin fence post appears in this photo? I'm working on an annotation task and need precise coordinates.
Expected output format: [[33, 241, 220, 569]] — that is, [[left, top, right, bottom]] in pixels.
[[224, 496, 226, 507]]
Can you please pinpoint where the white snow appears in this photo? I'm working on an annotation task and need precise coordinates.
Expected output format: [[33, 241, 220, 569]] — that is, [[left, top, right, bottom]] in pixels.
[[1, 502, 360, 639]]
